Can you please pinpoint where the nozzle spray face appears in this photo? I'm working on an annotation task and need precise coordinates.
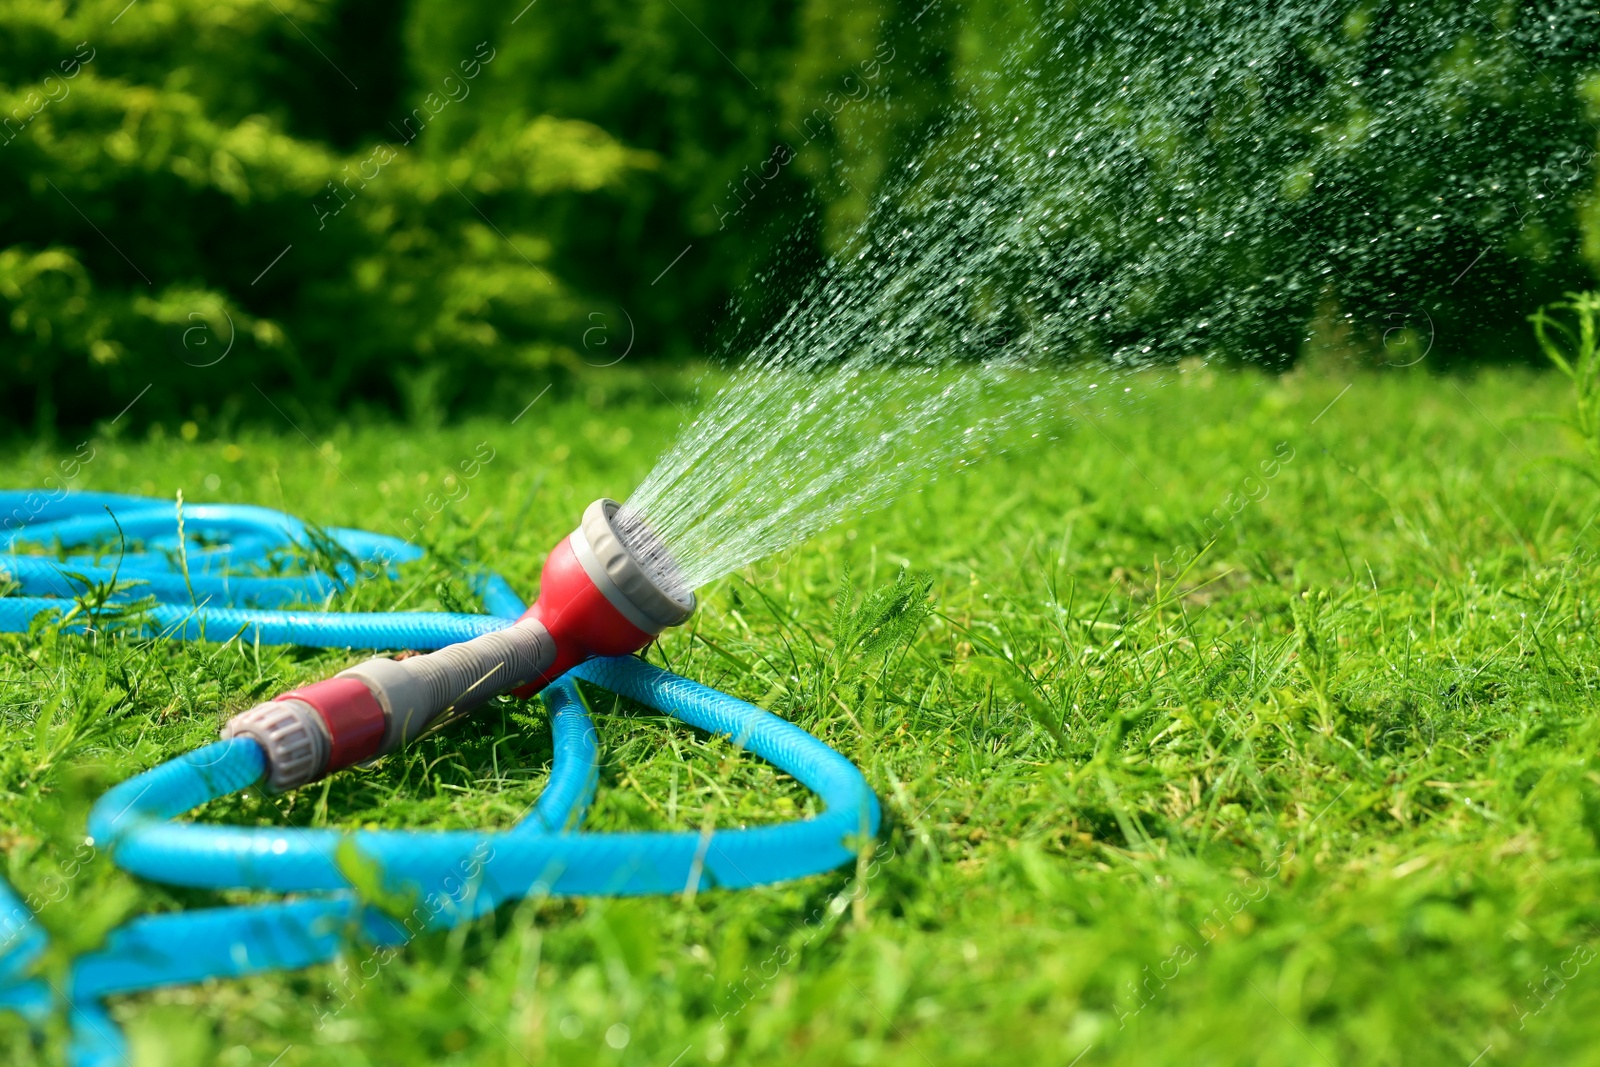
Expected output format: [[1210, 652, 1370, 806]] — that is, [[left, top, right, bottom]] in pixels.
[[511, 498, 694, 691], [567, 499, 694, 633], [223, 498, 695, 791]]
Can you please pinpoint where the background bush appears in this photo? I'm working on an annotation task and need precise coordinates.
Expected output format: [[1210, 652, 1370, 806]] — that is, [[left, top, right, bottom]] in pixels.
[[0, 0, 1597, 431]]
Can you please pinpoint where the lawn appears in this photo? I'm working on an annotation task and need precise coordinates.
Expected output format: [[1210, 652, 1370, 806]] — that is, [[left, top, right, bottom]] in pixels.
[[3, 362, 1599, 1067]]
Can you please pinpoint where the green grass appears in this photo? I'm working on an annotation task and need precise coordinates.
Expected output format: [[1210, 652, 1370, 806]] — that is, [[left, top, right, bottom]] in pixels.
[[3, 363, 1600, 1067]]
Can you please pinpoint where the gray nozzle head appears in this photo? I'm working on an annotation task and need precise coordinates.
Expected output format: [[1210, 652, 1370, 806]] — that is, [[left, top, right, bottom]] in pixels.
[[575, 498, 695, 633], [222, 699, 330, 791]]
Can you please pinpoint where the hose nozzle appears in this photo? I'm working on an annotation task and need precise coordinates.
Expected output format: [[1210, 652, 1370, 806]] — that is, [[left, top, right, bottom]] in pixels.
[[224, 498, 693, 790]]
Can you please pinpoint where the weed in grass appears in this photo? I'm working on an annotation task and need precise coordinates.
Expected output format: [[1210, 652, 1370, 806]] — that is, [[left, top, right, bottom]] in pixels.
[[1530, 290, 1600, 485]]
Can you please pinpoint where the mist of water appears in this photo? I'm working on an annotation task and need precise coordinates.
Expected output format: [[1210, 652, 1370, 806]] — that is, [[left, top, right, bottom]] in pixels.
[[616, 1, 1599, 594]]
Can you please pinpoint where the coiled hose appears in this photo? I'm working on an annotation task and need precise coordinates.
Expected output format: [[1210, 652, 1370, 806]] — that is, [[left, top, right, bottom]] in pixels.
[[0, 491, 879, 1066]]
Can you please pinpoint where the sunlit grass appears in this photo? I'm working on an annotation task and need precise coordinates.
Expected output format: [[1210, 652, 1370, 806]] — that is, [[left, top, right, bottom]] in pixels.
[[2, 363, 1598, 1067]]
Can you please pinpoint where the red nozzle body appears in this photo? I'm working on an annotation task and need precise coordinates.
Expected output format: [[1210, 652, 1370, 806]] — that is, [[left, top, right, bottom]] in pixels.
[[224, 498, 692, 790], [515, 498, 694, 692]]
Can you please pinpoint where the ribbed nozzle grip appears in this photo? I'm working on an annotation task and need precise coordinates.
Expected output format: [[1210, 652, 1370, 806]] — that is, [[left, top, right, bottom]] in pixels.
[[339, 620, 555, 752]]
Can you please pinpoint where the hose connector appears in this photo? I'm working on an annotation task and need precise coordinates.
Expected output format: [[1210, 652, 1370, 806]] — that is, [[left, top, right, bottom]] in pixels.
[[222, 498, 695, 791], [223, 621, 554, 790], [221, 698, 330, 792]]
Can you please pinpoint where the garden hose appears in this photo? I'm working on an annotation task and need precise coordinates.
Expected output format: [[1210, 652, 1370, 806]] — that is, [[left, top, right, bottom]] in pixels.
[[0, 490, 879, 1066]]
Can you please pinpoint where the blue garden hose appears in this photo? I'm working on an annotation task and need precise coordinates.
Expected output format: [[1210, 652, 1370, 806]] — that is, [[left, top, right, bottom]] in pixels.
[[0, 490, 880, 1066]]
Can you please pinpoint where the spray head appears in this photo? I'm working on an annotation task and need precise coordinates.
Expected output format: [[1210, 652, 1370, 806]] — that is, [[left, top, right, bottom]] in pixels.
[[516, 498, 693, 679], [224, 498, 694, 790]]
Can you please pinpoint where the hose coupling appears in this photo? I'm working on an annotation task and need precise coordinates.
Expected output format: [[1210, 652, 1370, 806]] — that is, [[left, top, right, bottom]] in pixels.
[[222, 498, 694, 791], [224, 621, 554, 790]]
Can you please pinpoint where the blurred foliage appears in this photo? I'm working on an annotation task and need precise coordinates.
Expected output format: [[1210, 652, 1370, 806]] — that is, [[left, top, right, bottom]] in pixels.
[[0, 0, 1597, 430], [0, 0, 953, 431]]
